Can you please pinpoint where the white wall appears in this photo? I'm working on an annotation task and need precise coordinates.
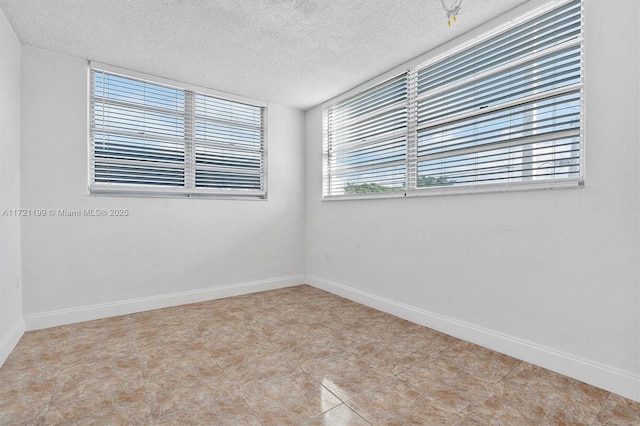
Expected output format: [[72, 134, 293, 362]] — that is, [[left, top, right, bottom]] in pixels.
[[305, 0, 640, 401], [20, 46, 306, 328], [0, 9, 24, 365]]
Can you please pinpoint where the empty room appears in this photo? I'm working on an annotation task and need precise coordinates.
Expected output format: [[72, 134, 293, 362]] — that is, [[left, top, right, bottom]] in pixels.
[[0, 0, 638, 424]]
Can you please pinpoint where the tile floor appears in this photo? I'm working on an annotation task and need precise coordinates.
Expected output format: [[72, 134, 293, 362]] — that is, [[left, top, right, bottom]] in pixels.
[[1, 285, 638, 425]]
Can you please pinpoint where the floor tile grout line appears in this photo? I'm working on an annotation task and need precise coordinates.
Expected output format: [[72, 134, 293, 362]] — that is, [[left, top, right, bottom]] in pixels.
[[308, 400, 374, 426], [450, 383, 498, 420], [127, 313, 155, 423], [301, 373, 355, 422], [342, 399, 376, 425], [190, 310, 272, 426], [42, 324, 76, 420], [391, 358, 429, 376], [590, 392, 612, 426], [450, 359, 526, 419]]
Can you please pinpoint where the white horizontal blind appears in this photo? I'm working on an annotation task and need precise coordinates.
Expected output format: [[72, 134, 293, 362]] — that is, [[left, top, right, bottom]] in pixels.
[[194, 95, 264, 190], [324, 74, 408, 196], [415, 0, 582, 188], [323, 0, 583, 198], [90, 69, 266, 197]]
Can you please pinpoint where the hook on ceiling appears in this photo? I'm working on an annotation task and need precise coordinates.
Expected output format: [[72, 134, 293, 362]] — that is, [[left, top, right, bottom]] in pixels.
[[441, 0, 463, 26]]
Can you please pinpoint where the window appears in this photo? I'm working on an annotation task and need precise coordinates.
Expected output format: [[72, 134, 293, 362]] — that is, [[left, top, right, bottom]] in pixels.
[[90, 66, 267, 198], [324, 0, 583, 198]]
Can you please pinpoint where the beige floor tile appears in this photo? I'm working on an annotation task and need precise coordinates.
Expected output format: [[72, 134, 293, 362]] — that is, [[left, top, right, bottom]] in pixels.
[[154, 407, 262, 425], [350, 340, 429, 375], [63, 340, 137, 367], [46, 368, 150, 425], [133, 324, 196, 348], [397, 359, 491, 413], [249, 317, 315, 345], [303, 352, 395, 401], [72, 315, 131, 335], [135, 338, 203, 366], [0, 355, 59, 385], [146, 380, 247, 420], [326, 329, 378, 350], [594, 393, 640, 425], [306, 403, 372, 425], [233, 306, 285, 325], [0, 329, 65, 424], [387, 324, 461, 357], [0, 378, 55, 425], [242, 370, 342, 424], [440, 342, 521, 382], [219, 348, 299, 389], [458, 363, 610, 425], [276, 333, 346, 366], [140, 351, 227, 391], [453, 402, 549, 426], [198, 324, 273, 354], [346, 378, 458, 425], [182, 303, 238, 326], [191, 317, 245, 336], [44, 401, 151, 425], [277, 309, 328, 323], [130, 306, 183, 324], [6, 327, 71, 358], [49, 359, 147, 413], [1, 328, 70, 379]]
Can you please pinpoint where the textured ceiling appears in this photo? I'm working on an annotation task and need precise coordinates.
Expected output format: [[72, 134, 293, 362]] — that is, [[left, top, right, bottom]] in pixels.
[[0, 0, 529, 110]]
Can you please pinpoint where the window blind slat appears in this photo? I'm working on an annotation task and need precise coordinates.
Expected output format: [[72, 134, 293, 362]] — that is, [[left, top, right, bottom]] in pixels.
[[94, 163, 185, 187], [330, 138, 407, 172], [195, 146, 262, 170], [417, 91, 581, 157], [330, 75, 407, 123], [417, 46, 581, 125], [330, 108, 407, 149], [417, 137, 580, 187]]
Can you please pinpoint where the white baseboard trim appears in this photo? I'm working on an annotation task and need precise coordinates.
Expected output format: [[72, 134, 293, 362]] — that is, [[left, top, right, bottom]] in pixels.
[[24, 274, 306, 331], [307, 274, 640, 403], [0, 318, 25, 368]]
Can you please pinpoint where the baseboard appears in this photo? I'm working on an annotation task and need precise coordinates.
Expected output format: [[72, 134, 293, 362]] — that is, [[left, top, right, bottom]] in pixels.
[[306, 274, 640, 403], [0, 319, 25, 368], [24, 274, 306, 331]]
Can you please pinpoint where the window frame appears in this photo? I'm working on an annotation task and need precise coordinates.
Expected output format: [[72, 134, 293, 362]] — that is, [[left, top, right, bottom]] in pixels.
[[88, 63, 268, 199], [323, 0, 584, 200]]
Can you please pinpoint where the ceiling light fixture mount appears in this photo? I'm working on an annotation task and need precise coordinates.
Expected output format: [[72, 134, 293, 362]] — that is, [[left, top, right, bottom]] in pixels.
[[441, 0, 462, 26]]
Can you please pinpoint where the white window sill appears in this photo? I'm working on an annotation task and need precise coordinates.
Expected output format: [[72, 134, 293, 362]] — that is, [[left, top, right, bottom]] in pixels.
[[322, 178, 584, 201], [89, 185, 267, 200]]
